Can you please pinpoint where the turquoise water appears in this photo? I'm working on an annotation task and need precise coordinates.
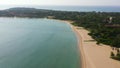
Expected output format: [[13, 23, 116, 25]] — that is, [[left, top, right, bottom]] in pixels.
[[0, 18, 80, 68]]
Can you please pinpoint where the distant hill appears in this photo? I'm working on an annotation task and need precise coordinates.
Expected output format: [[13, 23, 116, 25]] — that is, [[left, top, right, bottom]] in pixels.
[[6, 7, 37, 11], [0, 7, 54, 18]]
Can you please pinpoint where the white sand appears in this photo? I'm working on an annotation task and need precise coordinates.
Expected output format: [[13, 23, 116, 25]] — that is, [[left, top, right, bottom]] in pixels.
[[75, 26, 120, 68], [63, 20, 120, 68]]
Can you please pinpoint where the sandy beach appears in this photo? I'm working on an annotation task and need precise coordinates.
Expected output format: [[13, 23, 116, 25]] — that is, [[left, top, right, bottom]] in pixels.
[[62, 20, 120, 68]]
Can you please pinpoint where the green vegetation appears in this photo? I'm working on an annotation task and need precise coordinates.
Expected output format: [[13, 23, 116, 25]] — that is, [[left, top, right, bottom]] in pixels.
[[111, 49, 120, 61], [111, 51, 115, 57], [0, 7, 120, 60]]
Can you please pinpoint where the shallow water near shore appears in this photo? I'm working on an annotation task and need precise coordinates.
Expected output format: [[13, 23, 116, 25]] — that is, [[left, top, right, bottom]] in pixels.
[[0, 18, 80, 68]]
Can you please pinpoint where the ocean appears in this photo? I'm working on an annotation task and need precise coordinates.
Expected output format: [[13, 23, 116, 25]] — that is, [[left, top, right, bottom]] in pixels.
[[0, 18, 80, 68], [0, 5, 120, 12]]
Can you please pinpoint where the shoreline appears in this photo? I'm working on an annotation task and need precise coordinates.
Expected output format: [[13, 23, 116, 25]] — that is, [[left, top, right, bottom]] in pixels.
[[60, 20, 120, 68], [58, 20, 86, 68], [70, 23, 86, 68], [63, 20, 86, 68]]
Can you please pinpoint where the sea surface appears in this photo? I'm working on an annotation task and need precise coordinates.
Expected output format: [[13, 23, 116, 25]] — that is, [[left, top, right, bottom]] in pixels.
[[0, 5, 120, 12], [0, 18, 80, 68]]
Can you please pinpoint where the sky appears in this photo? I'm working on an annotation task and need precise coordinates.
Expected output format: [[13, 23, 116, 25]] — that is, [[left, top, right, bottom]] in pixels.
[[0, 0, 120, 6]]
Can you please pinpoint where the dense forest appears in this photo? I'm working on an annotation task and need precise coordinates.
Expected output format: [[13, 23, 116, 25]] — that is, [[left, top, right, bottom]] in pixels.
[[0, 7, 120, 60]]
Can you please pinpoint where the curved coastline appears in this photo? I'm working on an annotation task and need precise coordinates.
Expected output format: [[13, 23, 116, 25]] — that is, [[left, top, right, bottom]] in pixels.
[[63, 20, 86, 68], [0, 17, 120, 68], [71, 25, 86, 68], [59, 20, 120, 68]]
